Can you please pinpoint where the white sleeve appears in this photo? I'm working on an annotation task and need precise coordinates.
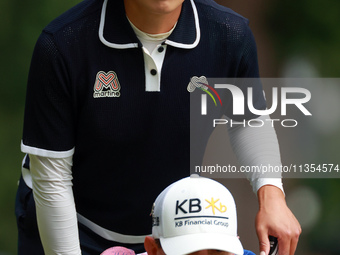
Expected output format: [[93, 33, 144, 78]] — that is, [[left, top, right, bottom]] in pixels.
[[227, 115, 284, 194], [30, 154, 81, 255]]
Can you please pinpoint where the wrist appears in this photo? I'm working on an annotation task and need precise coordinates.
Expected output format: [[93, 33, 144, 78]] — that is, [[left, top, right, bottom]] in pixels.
[[257, 185, 286, 209]]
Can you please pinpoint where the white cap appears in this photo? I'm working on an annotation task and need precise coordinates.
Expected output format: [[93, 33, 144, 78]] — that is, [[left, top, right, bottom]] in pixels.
[[151, 175, 244, 255]]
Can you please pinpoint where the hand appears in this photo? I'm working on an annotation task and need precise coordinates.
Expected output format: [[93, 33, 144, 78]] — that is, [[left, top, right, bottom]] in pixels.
[[256, 185, 301, 255]]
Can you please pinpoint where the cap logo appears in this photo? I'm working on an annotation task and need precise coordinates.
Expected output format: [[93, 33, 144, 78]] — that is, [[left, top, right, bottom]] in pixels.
[[176, 198, 201, 214], [175, 198, 227, 216], [173, 198, 229, 229], [205, 197, 227, 215], [151, 203, 160, 226]]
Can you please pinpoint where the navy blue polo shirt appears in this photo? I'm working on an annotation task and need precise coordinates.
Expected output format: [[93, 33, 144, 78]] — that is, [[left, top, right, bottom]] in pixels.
[[21, 0, 266, 239]]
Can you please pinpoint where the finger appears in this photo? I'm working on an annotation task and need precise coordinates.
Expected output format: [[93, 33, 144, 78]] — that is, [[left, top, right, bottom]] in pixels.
[[289, 239, 298, 255], [257, 230, 270, 255], [277, 235, 290, 255], [289, 227, 301, 255]]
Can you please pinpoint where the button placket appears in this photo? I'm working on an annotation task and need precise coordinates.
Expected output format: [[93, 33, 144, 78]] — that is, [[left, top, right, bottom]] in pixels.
[[142, 44, 167, 92]]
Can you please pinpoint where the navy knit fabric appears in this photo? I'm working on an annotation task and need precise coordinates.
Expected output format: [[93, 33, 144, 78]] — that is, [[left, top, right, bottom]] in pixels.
[[22, 0, 265, 243]]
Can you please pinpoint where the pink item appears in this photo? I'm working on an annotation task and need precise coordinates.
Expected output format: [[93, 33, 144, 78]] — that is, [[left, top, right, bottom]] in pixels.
[[101, 246, 136, 255]]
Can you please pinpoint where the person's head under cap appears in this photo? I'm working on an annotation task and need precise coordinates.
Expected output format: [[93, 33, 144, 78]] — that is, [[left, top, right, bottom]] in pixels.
[[144, 174, 244, 255]]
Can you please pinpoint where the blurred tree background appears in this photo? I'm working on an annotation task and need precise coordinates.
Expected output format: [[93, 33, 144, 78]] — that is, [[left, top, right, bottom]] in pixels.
[[267, 1, 340, 254], [267, 0, 340, 77], [0, 1, 81, 254], [1, 0, 339, 254]]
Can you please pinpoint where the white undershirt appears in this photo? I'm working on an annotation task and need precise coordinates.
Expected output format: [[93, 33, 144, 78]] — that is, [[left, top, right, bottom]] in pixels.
[[127, 18, 176, 54]]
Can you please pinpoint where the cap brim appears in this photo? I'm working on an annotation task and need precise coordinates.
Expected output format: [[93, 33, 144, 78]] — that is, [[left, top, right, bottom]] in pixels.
[[160, 233, 244, 255]]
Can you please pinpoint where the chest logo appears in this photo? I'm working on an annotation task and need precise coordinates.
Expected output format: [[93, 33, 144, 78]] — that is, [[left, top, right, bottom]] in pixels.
[[187, 76, 222, 106], [93, 71, 120, 98]]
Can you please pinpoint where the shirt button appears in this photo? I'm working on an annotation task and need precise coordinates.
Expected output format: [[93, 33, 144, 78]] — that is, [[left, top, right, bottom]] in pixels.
[[158, 46, 164, 53], [150, 69, 157, 75]]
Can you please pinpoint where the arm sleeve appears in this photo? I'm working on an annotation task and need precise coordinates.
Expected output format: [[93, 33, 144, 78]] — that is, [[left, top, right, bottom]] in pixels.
[[227, 115, 284, 194], [30, 154, 81, 255]]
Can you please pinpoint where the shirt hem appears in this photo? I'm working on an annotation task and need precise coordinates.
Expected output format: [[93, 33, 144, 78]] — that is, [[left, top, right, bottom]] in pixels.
[[21, 140, 74, 158], [77, 213, 150, 244]]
